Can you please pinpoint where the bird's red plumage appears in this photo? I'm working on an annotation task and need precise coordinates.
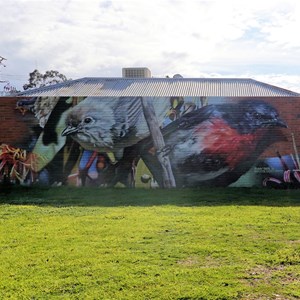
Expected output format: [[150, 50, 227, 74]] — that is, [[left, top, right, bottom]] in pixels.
[[196, 118, 264, 169]]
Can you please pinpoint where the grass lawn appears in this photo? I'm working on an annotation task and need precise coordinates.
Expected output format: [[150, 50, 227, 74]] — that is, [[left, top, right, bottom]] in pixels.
[[0, 186, 300, 299]]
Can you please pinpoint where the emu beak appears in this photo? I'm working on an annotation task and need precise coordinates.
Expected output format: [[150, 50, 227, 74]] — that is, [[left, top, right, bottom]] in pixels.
[[61, 126, 78, 136]]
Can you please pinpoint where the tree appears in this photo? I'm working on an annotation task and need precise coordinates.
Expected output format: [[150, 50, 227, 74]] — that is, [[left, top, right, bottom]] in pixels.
[[23, 69, 69, 90]]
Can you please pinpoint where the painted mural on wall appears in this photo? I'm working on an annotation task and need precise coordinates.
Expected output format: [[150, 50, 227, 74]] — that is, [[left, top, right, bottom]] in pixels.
[[1, 95, 300, 188]]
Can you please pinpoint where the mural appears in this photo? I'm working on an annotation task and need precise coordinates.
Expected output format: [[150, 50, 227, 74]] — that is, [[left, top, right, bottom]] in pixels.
[[1, 95, 300, 188]]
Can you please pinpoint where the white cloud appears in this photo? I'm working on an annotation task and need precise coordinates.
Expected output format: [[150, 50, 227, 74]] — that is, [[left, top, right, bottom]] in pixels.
[[0, 0, 300, 93]]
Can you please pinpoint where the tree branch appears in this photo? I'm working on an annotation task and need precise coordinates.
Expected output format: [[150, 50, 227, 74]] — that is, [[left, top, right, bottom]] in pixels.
[[141, 98, 176, 188]]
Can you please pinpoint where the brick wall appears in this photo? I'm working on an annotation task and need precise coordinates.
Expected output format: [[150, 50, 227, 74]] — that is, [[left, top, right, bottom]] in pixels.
[[0, 97, 37, 147], [259, 97, 300, 158]]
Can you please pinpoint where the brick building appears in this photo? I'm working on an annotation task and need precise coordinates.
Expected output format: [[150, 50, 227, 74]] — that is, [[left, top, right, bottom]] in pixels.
[[1, 77, 300, 188]]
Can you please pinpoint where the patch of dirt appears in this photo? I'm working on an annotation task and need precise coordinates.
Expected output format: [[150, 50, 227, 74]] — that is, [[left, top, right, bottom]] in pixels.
[[242, 265, 299, 300], [177, 257, 199, 266], [242, 295, 294, 300]]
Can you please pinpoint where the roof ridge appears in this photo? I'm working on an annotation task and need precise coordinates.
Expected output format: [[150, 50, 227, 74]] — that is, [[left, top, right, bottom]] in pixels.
[[250, 78, 299, 96]]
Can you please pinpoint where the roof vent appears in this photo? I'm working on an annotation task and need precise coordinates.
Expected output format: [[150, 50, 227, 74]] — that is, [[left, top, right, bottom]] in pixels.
[[122, 67, 151, 78], [173, 74, 183, 79]]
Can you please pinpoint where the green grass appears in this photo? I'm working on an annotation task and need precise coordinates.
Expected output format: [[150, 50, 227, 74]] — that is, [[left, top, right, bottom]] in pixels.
[[0, 186, 300, 299]]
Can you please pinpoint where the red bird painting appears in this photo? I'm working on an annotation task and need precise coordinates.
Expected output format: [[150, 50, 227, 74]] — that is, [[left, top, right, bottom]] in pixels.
[[139, 99, 287, 187]]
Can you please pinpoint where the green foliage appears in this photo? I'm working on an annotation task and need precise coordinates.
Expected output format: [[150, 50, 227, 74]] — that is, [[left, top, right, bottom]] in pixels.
[[0, 187, 299, 299], [23, 69, 69, 90]]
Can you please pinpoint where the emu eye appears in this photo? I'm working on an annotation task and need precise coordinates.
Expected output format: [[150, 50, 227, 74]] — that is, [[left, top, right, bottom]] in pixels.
[[84, 117, 93, 124]]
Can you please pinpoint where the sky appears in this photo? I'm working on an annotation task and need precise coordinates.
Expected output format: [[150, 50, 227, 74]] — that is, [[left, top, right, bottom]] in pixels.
[[1, 0, 300, 92]]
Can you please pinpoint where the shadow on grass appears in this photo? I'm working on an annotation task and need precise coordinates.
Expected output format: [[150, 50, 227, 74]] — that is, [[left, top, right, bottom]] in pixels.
[[0, 185, 300, 207]]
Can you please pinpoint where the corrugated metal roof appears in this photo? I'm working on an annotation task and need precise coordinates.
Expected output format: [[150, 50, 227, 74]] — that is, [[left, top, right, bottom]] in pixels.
[[16, 77, 300, 97]]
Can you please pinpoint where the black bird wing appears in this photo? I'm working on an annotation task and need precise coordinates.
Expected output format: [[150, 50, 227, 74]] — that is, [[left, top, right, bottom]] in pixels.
[[163, 104, 217, 134], [43, 97, 72, 145], [138, 104, 217, 152]]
